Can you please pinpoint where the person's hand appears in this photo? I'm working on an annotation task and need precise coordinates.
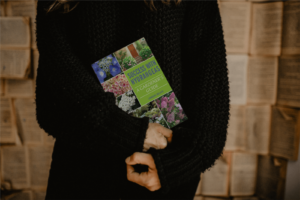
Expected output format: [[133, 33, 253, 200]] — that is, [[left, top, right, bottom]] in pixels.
[[125, 152, 161, 192], [143, 123, 173, 152]]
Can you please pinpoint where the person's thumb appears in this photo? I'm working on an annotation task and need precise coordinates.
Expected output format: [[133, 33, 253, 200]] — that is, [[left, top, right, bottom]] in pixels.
[[125, 152, 155, 168]]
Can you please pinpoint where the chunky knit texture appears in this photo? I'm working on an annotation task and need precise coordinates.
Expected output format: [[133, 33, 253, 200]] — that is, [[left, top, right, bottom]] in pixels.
[[35, 0, 230, 195]]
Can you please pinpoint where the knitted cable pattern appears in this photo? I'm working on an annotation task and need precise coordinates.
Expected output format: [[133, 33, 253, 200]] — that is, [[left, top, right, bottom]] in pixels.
[[35, 0, 229, 195]]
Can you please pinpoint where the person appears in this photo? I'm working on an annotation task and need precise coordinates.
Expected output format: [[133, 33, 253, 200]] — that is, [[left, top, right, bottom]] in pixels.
[[35, 0, 229, 199]]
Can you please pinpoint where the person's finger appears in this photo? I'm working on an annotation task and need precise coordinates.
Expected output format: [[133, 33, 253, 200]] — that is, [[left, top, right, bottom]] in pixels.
[[125, 152, 155, 169], [126, 163, 135, 174], [156, 125, 172, 141], [158, 130, 172, 143], [126, 163, 149, 180], [156, 133, 167, 149], [166, 134, 173, 143], [126, 164, 148, 186]]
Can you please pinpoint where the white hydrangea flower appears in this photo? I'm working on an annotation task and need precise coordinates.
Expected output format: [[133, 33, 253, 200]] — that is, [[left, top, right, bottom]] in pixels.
[[118, 93, 137, 112], [127, 90, 133, 95]]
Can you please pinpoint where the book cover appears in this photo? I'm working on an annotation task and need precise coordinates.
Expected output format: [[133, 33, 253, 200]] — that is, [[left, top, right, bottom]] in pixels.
[[91, 37, 187, 128]]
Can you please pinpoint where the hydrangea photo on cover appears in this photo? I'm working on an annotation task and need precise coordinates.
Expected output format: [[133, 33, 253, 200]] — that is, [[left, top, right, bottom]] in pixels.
[[130, 101, 169, 128], [101, 73, 132, 97], [156, 91, 188, 128], [113, 37, 153, 72], [115, 90, 141, 114], [91, 54, 122, 83]]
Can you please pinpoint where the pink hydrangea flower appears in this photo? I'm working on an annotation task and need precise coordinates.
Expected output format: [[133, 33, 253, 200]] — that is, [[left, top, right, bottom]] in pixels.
[[166, 113, 170, 118], [161, 101, 167, 108], [175, 120, 180, 124], [178, 107, 183, 115], [156, 99, 160, 105], [101, 74, 132, 97], [161, 97, 168, 103], [179, 113, 185, 119], [175, 104, 182, 110], [169, 92, 175, 100], [168, 98, 174, 107], [167, 112, 175, 123], [167, 98, 175, 112]]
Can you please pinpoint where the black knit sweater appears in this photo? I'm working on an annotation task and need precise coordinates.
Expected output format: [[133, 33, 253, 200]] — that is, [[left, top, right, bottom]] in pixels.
[[35, 0, 229, 195]]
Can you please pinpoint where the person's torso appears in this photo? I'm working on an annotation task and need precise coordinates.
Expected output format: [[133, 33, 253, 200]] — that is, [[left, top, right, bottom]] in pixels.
[[62, 1, 187, 95]]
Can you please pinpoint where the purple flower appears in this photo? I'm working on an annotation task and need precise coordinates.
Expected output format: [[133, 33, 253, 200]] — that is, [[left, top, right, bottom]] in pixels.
[[161, 101, 167, 108], [92, 63, 106, 83], [167, 98, 175, 112], [178, 109, 183, 115], [168, 98, 175, 108], [179, 113, 185, 119], [156, 99, 160, 108], [175, 120, 180, 124], [109, 65, 121, 77], [161, 97, 168, 103], [167, 112, 175, 123], [176, 104, 182, 110], [169, 92, 175, 100]]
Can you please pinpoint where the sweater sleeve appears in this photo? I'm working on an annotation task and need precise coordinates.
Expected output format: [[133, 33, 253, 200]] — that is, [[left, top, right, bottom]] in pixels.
[[146, 1, 230, 194], [34, 1, 149, 154]]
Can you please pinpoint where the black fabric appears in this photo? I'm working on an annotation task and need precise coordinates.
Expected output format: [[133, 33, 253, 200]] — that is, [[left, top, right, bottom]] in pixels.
[[35, 0, 230, 198], [46, 139, 200, 199]]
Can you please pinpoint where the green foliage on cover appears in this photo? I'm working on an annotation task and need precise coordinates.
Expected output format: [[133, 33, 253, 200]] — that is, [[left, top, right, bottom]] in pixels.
[[116, 51, 127, 66], [135, 41, 143, 52], [140, 40, 147, 48], [139, 46, 153, 60], [122, 56, 137, 70]]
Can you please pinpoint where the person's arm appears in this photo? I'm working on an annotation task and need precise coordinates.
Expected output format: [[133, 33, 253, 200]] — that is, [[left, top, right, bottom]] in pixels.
[[35, 1, 151, 154], [147, 1, 230, 194]]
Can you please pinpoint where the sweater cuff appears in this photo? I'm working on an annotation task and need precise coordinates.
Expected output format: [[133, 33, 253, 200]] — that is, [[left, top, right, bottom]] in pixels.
[[134, 117, 150, 153], [145, 127, 198, 194], [147, 147, 171, 194]]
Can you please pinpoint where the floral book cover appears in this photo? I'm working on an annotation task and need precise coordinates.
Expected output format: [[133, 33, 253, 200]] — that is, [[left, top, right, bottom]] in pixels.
[[91, 37, 188, 128]]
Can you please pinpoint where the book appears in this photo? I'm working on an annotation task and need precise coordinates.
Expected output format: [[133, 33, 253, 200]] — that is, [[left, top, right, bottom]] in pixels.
[[230, 152, 257, 196], [270, 106, 300, 161], [224, 105, 246, 151], [0, 97, 17, 144], [277, 56, 300, 108], [0, 145, 53, 191], [244, 105, 271, 155], [91, 37, 188, 129], [256, 155, 287, 200], [249, 2, 283, 56], [197, 151, 231, 197], [219, 1, 251, 54]]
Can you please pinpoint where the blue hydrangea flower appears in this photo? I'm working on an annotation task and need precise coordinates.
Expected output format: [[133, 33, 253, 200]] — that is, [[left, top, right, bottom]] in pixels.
[[112, 57, 118, 66], [106, 54, 113, 59], [109, 64, 121, 77], [92, 63, 106, 83], [96, 68, 106, 83], [92, 62, 99, 71]]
